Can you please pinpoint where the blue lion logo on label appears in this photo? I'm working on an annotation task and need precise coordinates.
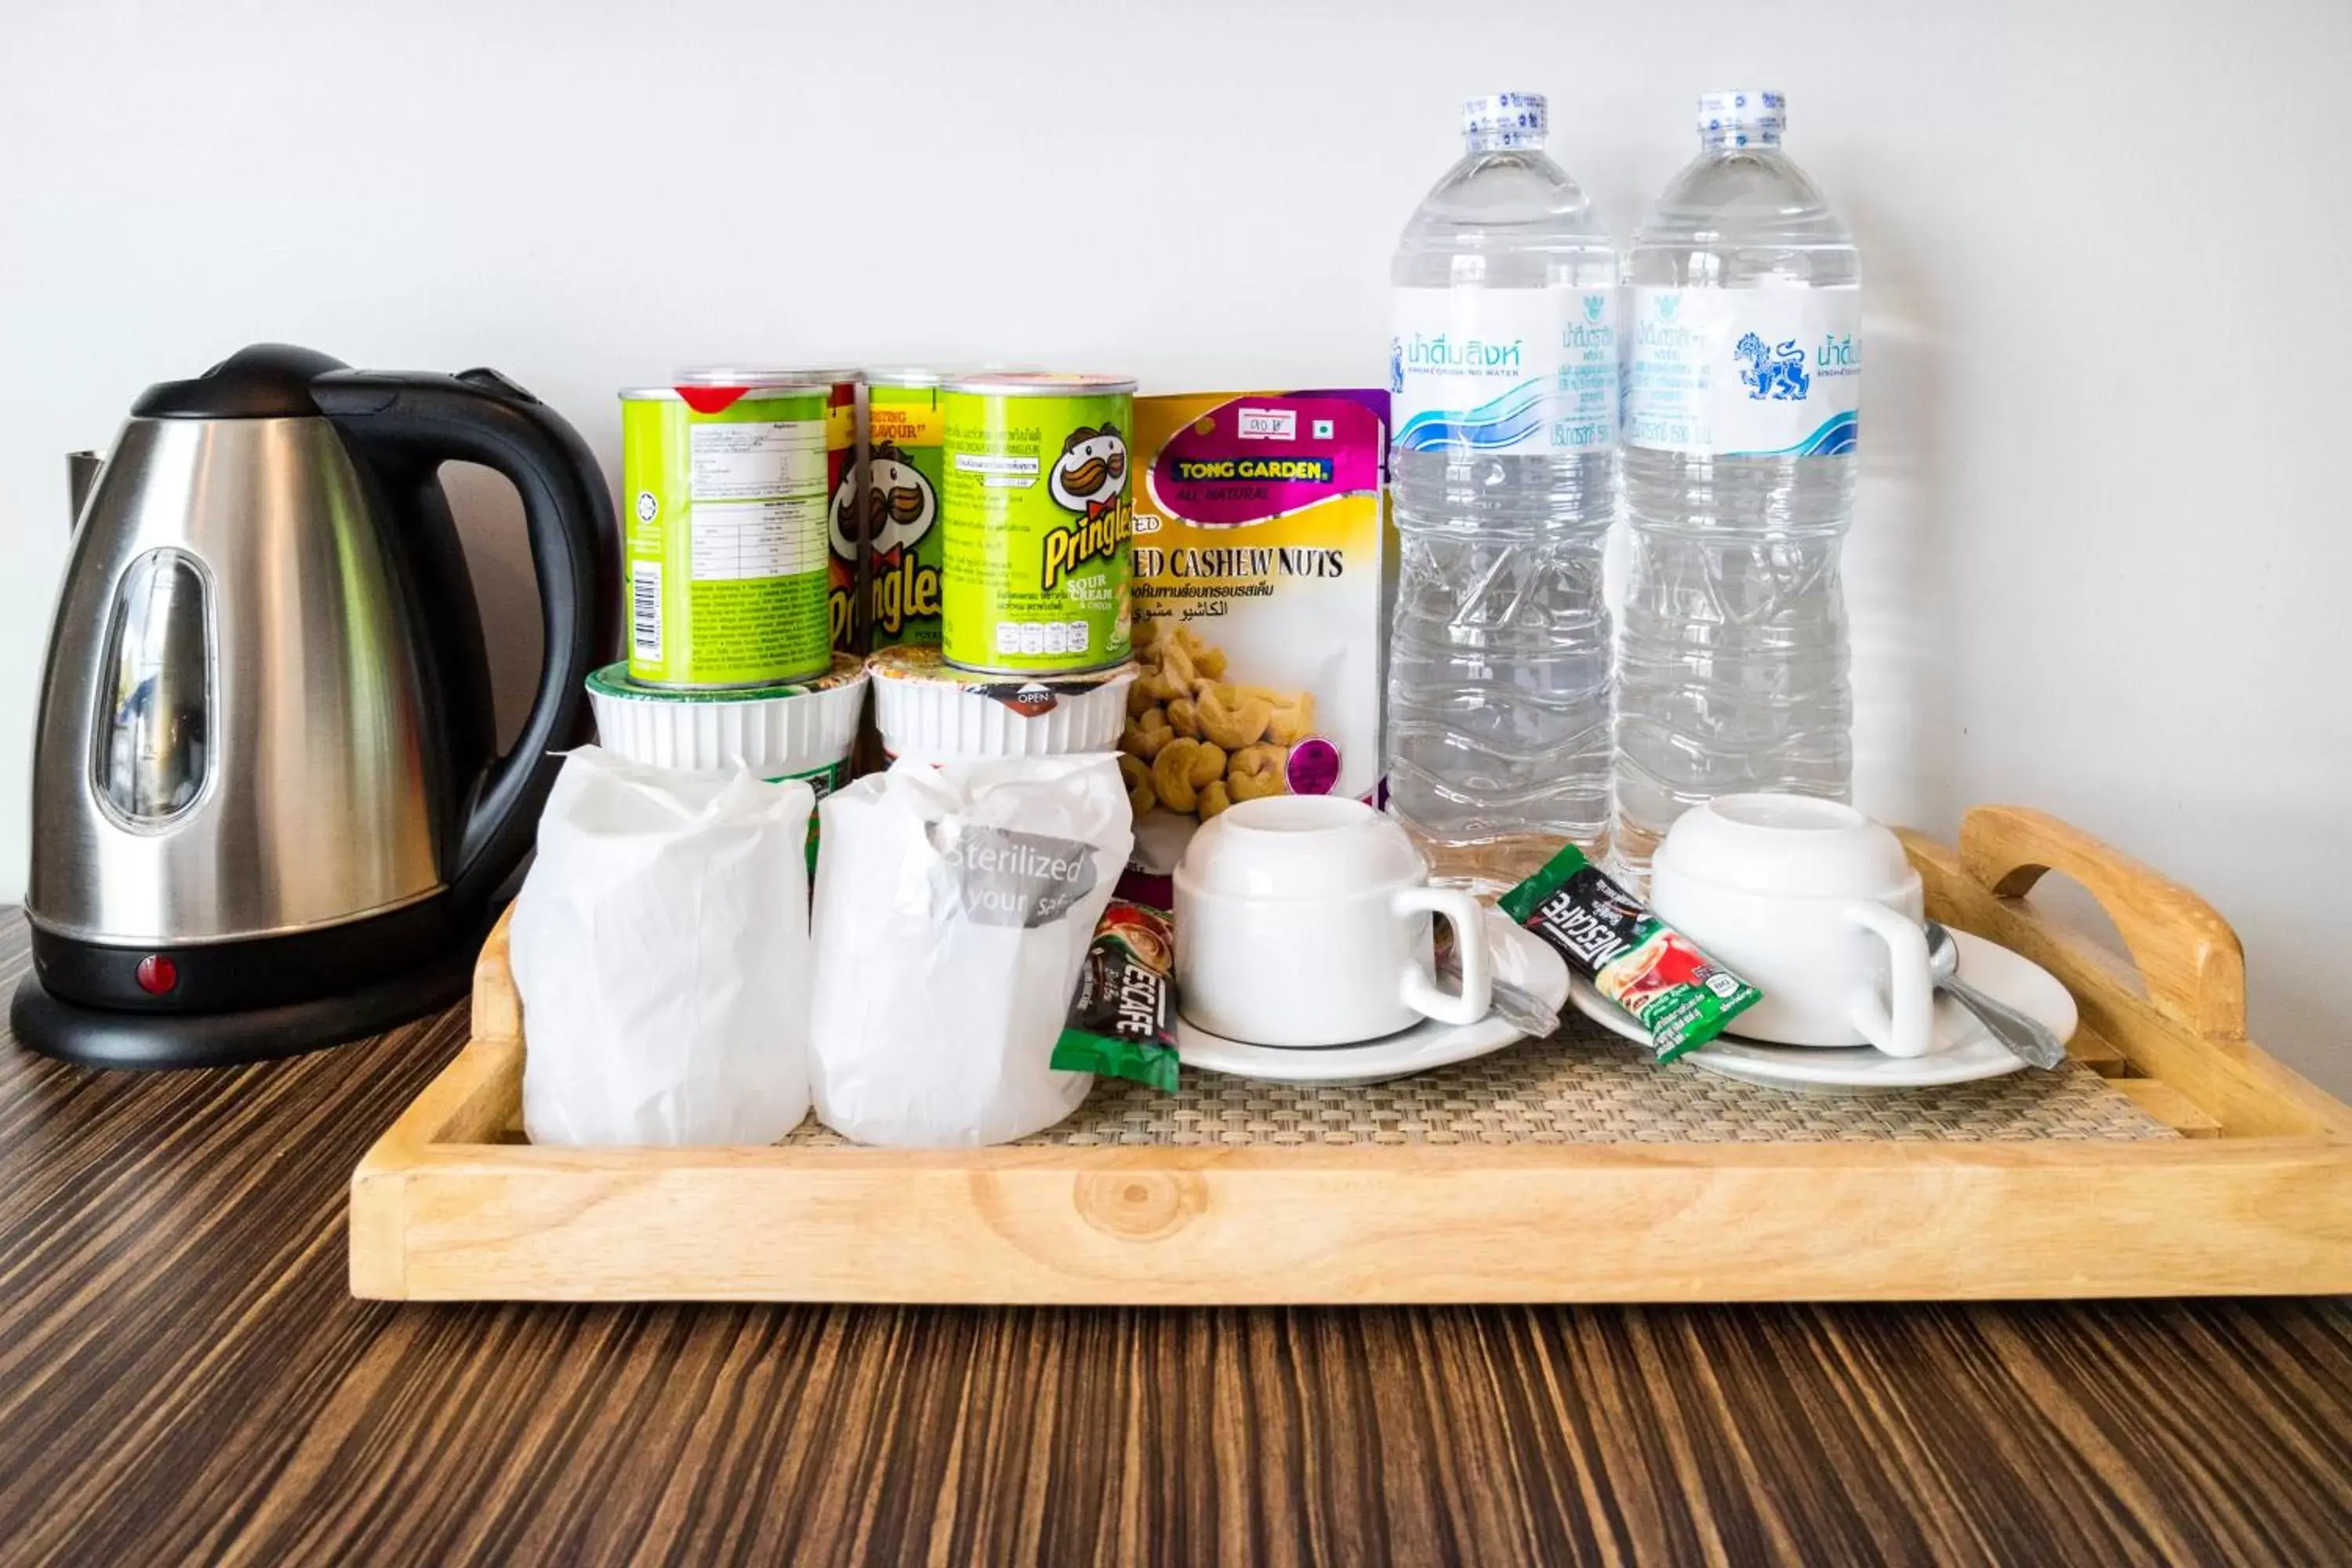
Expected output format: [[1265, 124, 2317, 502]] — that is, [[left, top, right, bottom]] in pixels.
[[1582, 295, 1605, 324], [1735, 333, 1810, 401], [1388, 336, 1404, 395], [1657, 295, 1679, 322]]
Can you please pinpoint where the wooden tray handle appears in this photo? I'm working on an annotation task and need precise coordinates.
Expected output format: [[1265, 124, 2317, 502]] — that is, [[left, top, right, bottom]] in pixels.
[[1957, 804, 2246, 1044]]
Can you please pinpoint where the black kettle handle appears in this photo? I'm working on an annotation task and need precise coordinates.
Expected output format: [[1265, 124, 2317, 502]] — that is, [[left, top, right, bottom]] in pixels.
[[313, 367, 616, 915]]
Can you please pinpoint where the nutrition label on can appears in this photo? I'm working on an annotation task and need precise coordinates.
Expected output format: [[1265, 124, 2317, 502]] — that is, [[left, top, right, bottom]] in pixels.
[[687, 421, 827, 582], [995, 620, 1093, 657], [688, 506, 826, 581]]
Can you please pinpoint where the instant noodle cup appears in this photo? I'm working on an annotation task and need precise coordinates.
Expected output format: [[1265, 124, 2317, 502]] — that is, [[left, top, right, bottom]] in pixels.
[[867, 644, 1134, 764], [586, 655, 869, 867]]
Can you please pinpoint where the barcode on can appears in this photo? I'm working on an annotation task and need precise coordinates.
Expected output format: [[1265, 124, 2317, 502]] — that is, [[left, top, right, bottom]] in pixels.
[[630, 562, 662, 660]]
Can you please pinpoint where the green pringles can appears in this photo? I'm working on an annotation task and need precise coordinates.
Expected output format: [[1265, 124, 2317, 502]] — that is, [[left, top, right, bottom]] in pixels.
[[857, 368, 951, 648], [941, 372, 1136, 674], [622, 371, 835, 688], [774, 367, 866, 658]]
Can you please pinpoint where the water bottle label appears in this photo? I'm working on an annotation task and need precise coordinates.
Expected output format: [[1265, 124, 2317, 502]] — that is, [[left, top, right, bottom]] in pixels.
[[1627, 286, 1860, 456], [1389, 287, 1619, 455]]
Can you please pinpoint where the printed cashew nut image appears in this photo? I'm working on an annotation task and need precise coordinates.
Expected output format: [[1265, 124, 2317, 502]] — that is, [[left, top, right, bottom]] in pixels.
[[1116, 618, 1313, 822]]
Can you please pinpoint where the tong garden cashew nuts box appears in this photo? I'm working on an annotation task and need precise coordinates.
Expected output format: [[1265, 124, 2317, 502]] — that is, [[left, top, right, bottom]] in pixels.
[[1120, 391, 1388, 872]]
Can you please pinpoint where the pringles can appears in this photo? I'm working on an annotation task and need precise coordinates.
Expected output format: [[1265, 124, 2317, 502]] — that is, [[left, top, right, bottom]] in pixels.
[[858, 368, 952, 648], [940, 372, 1135, 675], [621, 371, 835, 688], [776, 366, 868, 656]]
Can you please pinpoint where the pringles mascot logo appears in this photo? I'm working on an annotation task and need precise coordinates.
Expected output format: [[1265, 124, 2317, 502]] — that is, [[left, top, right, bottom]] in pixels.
[[843, 441, 940, 638], [1041, 423, 1130, 591]]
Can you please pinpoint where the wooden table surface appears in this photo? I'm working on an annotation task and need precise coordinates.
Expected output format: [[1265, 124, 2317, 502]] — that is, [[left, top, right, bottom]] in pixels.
[[2, 913, 2349, 1566]]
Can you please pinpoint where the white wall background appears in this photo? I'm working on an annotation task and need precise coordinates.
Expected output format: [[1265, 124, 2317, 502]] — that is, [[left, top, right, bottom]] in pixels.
[[5, 0, 2347, 1091]]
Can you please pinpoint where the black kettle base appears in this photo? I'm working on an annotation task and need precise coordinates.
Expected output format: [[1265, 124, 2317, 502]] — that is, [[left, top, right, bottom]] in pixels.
[[10, 940, 477, 1071]]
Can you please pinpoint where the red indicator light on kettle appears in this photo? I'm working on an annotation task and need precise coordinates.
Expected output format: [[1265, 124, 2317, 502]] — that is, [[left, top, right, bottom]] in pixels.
[[135, 954, 178, 995]]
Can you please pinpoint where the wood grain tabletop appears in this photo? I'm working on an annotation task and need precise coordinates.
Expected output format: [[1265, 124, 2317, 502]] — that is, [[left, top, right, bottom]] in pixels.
[[1, 911, 2347, 1566]]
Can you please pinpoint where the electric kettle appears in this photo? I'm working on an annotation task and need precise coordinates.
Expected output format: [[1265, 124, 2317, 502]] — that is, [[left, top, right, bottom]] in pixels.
[[14, 343, 615, 1068]]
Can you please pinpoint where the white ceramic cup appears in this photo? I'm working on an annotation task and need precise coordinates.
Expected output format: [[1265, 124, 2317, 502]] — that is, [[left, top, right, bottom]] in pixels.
[[1648, 793, 1940, 1057], [1173, 796, 1494, 1047]]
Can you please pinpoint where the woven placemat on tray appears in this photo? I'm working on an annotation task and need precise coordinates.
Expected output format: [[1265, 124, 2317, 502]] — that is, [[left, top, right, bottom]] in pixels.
[[783, 1011, 2180, 1148]]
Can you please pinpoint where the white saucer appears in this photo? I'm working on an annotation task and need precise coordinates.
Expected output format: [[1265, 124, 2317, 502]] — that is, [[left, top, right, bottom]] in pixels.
[[1566, 927, 2078, 1094], [1175, 912, 1570, 1086]]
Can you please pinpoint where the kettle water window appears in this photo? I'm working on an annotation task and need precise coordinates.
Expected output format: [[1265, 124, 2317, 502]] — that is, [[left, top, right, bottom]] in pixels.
[[93, 548, 210, 824]]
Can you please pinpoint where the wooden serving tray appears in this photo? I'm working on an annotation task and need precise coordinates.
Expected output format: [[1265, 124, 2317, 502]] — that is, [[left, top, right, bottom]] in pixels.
[[350, 806, 2352, 1303]]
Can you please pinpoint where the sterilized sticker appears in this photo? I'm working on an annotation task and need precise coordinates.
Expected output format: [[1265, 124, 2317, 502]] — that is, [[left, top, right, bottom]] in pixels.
[[927, 822, 1099, 929]]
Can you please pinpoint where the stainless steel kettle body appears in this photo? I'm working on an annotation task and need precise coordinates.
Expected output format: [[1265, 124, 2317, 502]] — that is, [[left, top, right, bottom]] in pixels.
[[17, 344, 614, 1064], [32, 413, 446, 945]]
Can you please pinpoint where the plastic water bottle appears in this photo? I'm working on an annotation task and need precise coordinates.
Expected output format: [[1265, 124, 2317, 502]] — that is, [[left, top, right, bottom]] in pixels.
[[1615, 89, 1862, 881], [1386, 93, 1619, 895]]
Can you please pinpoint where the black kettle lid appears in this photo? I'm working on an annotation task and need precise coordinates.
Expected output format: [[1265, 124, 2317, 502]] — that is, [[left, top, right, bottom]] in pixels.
[[132, 343, 352, 419]]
